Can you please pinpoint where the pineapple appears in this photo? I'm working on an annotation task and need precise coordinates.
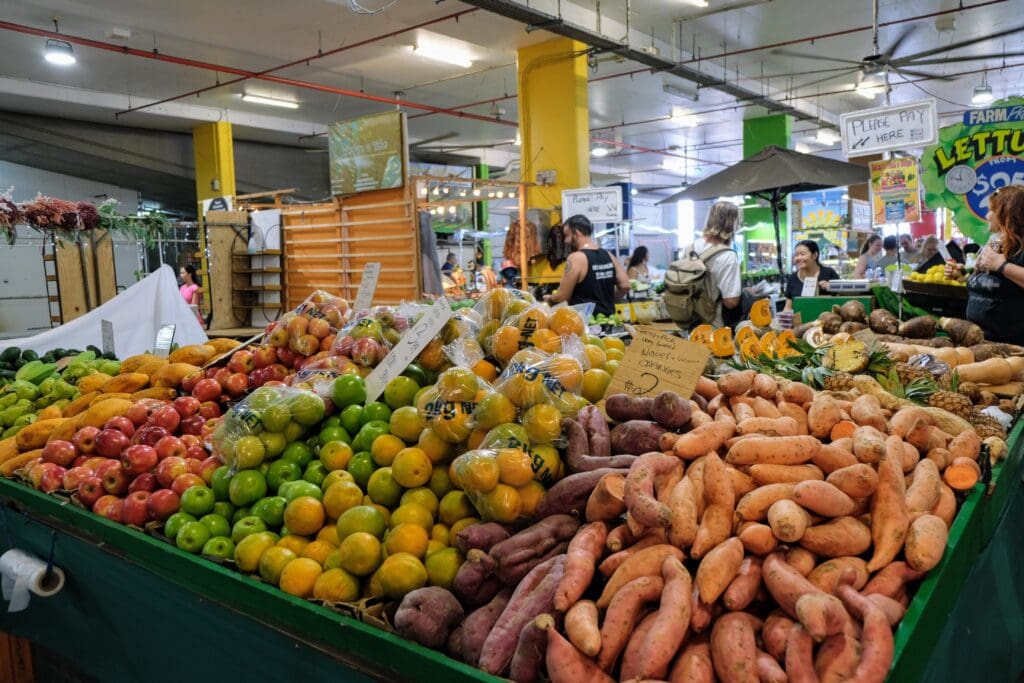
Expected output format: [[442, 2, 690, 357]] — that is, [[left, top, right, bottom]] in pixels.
[[928, 390, 973, 420], [823, 371, 856, 392], [823, 340, 870, 373], [969, 411, 1006, 439], [895, 362, 931, 386], [958, 381, 982, 403]]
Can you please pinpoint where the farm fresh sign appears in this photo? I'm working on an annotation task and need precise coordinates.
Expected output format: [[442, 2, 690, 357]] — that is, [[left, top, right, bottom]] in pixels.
[[923, 97, 1024, 244]]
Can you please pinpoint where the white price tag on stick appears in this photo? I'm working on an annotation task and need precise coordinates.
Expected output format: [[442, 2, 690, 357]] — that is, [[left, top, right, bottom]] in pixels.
[[154, 325, 176, 358], [364, 298, 453, 402], [801, 277, 819, 298], [101, 320, 115, 356], [354, 262, 381, 311]]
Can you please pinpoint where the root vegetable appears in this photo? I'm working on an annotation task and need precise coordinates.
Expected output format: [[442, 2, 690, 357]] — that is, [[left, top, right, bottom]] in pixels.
[[786, 548, 818, 577], [738, 522, 779, 555], [394, 587, 464, 650], [670, 639, 714, 683], [807, 557, 869, 594], [888, 407, 932, 439], [491, 515, 579, 585], [606, 394, 655, 422], [620, 611, 660, 681], [837, 598, 894, 683], [865, 594, 907, 627], [555, 522, 607, 611], [897, 316, 937, 338], [948, 430, 981, 462], [634, 556, 693, 679], [943, 457, 980, 491], [793, 480, 855, 517], [691, 585, 713, 632], [625, 453, 679, 528], [668, 477, 700, 549], [868, 308, 900, 335], [510, 613, 554, 683], [756, 650, 788, 683], [762, 552, 824, 618], [696, 376, 722, 401], [456, 522, 512, 555], [751, 396, 782, 419], [851, 394, 887, 432], [673, 421, 737, 459], [612, 421, 669, 456], [691, 503, 734, 558], [862, 561, 925, 598], [768, 499, 811, 542], [782, 381, 815, 406], [931, 484, 956, 528], [852, 425, 887, 464], [597, 545, 684, 608], [607, 523, 639, 553], [785, 624, 819, 683], [598, 575, 665, 671], [563, 417, 638, 472], [711, 612, 760, 683], [726, 435, 821, 466], [545, 621, 615, 683], [905, 419, 947, 453], [778, 400, 810, 435], [738, 416, 801, 437], [820, 312, 844, 334], [462, 589, 512, 666], [814, 633, 860, 683], [652, 391, 694, 430], [538, 469, 630, 518], [718, 370, 756, 397], [751, 463, 824, 485], [800, 516, 872, 558], [702, 452, 735, 507], [564, 600, 601, 657], [723, 557, 763, 611], [762, 612, 796, 661], [866, 437, 911, 572], [737, 483, 797, 521], [601, 537, 665, 578], [453, 549, 501, 608], [808, 395, 844, 439], [812, 444, 858, 474], [901, 442, 921, 473], [904, 514, 948, 571], [752, 374, 779, 400], [904, 459, 941, 514], [587, 473, 627, 522], [939, 317, 986, 347], [728, 467, 757, 498], [826, 463, 878, 498], [795, 592, 853, 641], [696, 537, 745, 604]]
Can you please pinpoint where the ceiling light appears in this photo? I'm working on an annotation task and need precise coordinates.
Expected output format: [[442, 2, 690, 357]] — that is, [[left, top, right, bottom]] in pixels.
[[630, 187, 638, 196], [472, 189, 481, 197], [679, 0, 709, 6], [856, 85, 881, 99], [496, 191, 505, 199], [412, 44, 473, 68], [816, 129, 841, 146], [241, 94, 299, 109], [663, 82, 700, 102], [44, 39, 76, 65], [671, 107, 699, 126], [662, 158, 687, 173], [972, 74, 994, 106], [591, 147, 610, 157]]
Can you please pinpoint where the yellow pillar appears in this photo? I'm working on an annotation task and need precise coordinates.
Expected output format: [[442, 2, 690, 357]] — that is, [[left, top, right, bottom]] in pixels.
[[516, 38, 590, 215], [192, 121, 236, 203]]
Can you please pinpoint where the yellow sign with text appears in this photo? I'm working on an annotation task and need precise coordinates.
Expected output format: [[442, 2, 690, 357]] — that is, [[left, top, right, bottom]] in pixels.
[[603, 326, 711, 400]]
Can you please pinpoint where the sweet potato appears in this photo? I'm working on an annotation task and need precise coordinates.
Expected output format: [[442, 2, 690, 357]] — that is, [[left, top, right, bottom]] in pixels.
[[826, 463, 878, 498], [597, 575, 665, 671], [785, 548, 818, 577], [555, 522, 607, 612], [931, 483, 957, 528], [807, 557, 869, 594], [726, 435, 821, 466], [767, 499, 810, 543], [606, 393, 654, 422], [462, 589, 512, 666], [606, 523, 638, 553], [904, 514, 948, 571], [795, 592, 853, 641], [538, 469, 629, 518], [906, 418, 947, 453], [851, 425, 887, 464], [866, 593, 907, 627], [800, 516, 872, 558], [562, 417, 637, 472], [690, 584, 713, 633], [777, 400, 810, 435], [715, 407, 737, 424], [838, 598, 894, 683], [862, 561, 925, 599], [689, 409, 714, 430], [490, 515, 579, 585], [904, 459, 941, 514], [782, 381, 815, 406], [867, 438, 910, 572], [925, 447, 950, 471], [564, 600, 601, 657], [762, 611, 795, 661], [807, 394, 844, 439], [889, 407, 931, 438], [586, 473, 627, 522], [729, 521, 773, 555], [751, 373, 779, 400], [668, 477, 700, 549], [453, 548, 501, 608], [545, 623, 615, 683], [901, 441, 921, 474], [620, 611, 659, 681], [750, 463, 823, 485], [696, 375, 722, 401], [625, 453, 679, 528], [850, 393, 887, 432], [762, 552, 825, 618], [691, 503, 733, 559], [751, 396, 782, 419], [717, 370, 756, 397], [812, 444, 858, 474], [737, 483, 797, 521], [829, 420, 857, 442], [456, 522, 511, 555], [814, 633, 860, 683], [737, 416, 800, 438], [723, 557, 762, 612], [479, 554, 566, 675], [597, 544, 684, 608], [727, 467, 757, 498], [394, 586, 464, 650], [669, 638, 714, 683], [710, 612, 760, 683], [651, 391, 694, 430], [696, 537, 744, 604], [580, 404, 613, 458], [612, 421, 669, 456], [510, 613, 553, 683], [944, 456, 981, 491], [948, 429, 981, 462], [702, 452, 734, 507], [785, 624, 817, 683], [633, 556, 693, 679], [673, 421, 736, 460], [793, 480, 855, 517]]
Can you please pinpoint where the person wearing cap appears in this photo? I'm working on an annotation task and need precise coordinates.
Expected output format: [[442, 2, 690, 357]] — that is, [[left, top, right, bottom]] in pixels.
[[544, 214, 629, 316]]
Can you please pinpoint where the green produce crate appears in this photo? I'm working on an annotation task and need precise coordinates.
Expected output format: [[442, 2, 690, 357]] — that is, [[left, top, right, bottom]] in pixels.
[[791, 295, 873, 324], [982, 419, 1024, 544]]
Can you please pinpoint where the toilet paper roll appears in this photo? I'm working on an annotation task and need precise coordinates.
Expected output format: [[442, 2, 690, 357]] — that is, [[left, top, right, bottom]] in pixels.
[[0, 548, 65, 612]]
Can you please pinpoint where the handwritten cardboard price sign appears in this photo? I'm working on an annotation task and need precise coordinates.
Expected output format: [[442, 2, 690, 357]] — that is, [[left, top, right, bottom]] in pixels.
[[354, 262, 381, 311], [364, 297, 452, 402], [603, 326, 711, 400]]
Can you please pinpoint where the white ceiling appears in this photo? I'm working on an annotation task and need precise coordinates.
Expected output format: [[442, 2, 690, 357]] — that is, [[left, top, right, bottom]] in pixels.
[[1, 0, 1023, 192]]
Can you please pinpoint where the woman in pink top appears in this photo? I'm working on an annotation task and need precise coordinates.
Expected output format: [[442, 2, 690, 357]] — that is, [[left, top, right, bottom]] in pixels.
[[179, 265, 204, 328]]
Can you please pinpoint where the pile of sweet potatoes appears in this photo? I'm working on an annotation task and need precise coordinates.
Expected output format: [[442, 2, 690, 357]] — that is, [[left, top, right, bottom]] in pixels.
[[529, 370, 995, 683]]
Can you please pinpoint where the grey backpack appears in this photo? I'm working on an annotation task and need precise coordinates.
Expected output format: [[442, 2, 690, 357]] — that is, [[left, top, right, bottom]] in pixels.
[[663, 243, 730, 327]]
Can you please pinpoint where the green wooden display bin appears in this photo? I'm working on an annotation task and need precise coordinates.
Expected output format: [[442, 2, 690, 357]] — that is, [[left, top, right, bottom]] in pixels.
[[791, 295, 873, 323]]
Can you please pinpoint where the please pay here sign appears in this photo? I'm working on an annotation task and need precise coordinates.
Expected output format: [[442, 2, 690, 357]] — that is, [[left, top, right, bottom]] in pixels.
[[840, 99, 938, 157]]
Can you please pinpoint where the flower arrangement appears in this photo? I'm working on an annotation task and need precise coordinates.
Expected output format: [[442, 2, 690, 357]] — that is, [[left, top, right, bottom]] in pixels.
[[0, 190, 21, 246], [0, 194, 173, 246]]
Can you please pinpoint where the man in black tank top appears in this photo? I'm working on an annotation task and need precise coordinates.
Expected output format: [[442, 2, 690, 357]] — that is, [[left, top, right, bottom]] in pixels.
[[544, 215, 630, 316]]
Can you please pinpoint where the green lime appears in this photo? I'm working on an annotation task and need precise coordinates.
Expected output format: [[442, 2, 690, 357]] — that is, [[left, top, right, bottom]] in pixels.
[[278, 480, 323, 503], [281, 441, 314, 469], [340, 405, 363, 435], [250, 496, 287, 528], [318, 425, 351, 448], [347, 451, 377, 489], [333, 375, 367, 409], [361, 401, 393, 426]]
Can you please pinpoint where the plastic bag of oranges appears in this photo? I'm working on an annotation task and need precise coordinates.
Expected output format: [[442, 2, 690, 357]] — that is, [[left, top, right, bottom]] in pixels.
[[473, 288, 535, 325], [416, 367, 502, 446], [493, 342, 586, 418], [448, 448, 550, 522], [261, 290, 351, 354]]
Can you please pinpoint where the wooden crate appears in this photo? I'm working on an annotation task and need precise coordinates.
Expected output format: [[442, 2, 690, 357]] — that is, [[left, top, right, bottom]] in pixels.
[[53, 230, 117, 323]]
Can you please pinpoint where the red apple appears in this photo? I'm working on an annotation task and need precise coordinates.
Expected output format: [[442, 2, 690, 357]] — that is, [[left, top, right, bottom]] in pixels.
[[122, 491, 151, 526], [128, 472, 158, 494], [171, 473, 205, 496], [39, 465, 67, 493], [322, 303, 346, 328], [155, 456, 189, 488], [180, 434, 202, 449], [224, 372, 249, 398], [192, 378, 222, 403], [267, 325, 289, 348], [121, 444, 158, 476], [197, 402, 221, 420], [205, 367, 220, 379], [62, 466, 94, 491], [197, 456, 221, 484], [42, 440, 77, 467], [319, 336, 334, 352], [94, 460, 122, 480], [27, 462, 57, 489], [293, 334, 319, 357], [228, 350, 255, 374], [213, 368, 232, 391], [352, 337, 381, 367], [286, 316, 309, 339], [76, 477, 105, 507], [276, 347, 297, 367], [81, 456, 108, 472], [155, 436, 187, 461], [247, 369, 265, 388], [72, 426, 101, 454], [173, 396, 201, 418], [149, 405, 181, 433], [179, 414, 206, 436], [307, 317, 331, 339], [186, 458, 205, 476], [180, 370, 204, 394], [334, 335, 354, 357], [93, 495, 124, 523], [252, 345, 277, 369], [265, 364, 290, 383], [104, 416, 136, 438], [72, 455, 89, 468], [95, 429, 131, 458], [132, 424, 170, 448], [126, 402, 150, 426], [102, 465, 131, 496], [147, 489, 180, 521], [185, 445, 207, 462]]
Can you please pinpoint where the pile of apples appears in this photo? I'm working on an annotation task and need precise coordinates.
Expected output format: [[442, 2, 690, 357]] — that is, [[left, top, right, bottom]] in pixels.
[[27, 397, 222, 529]]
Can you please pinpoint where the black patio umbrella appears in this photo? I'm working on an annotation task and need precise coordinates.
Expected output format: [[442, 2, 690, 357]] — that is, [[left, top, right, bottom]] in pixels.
[[658, 145, 870, 276]]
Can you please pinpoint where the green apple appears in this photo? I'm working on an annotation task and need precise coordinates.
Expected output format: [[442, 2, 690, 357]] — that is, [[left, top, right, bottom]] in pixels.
[[211, 466, 232, 501], [175, 521, 212, 554], [281, 441, 313, 469], [278, 480, 323, 503], [233, 436, 266, 470], [283, 421, 305, 443], [321, 416, 342, 430], [353, 420, 389, 452], [258, 430, 288, 458], [229, 469, 267, 507], [164, 512, 197, 540], [231, 506, 252, 525], [201, 536, 235, 560], [198, 513, 231, 538], [318, 425, 350, 448], [212, 501, 235, 520], [361, 401, 392, 426], [251, 496, 287, 528], [346, 451, 376, 489], [266, 459, 303, 492], [340, 405, 363, 435], [231, 515, 268, 543], [303, 460, 328, 487], [260, 403, 291, 433], [180, 485, 216, 517], [332, 374, 367, 409]]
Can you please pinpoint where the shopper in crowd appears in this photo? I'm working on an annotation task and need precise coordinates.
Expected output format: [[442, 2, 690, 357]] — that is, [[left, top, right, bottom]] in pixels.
[[178, 265, 204, 328], [694, 201, 742, 327], [784, 240, 840, 310], [626, 246, 651, 284], [853, 234, 883, 278], [441, 252, 457, 274], [544, 214, 629, 316], [899, 234, 920, 264], [876, 235, 900, 269], [946, 186, 1024, 344]]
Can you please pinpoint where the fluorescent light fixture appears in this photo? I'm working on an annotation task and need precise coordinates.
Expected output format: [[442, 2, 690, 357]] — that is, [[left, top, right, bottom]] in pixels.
[[856, 84, 881, 99], [630, 187, 638, 196], [972, 75, 994, 106], [496, 191, 505, 199], [680, 0, 709, 6], [717, 195, 744, 205], [241, 94, 299, 109], [661, 158, 687, 173], [794, 142, 812, 154], [44, 39, 76, 65], [816, 129, 841, 146], [591, 147, 610, 157], [663, 83, 700, 102], [671, 106, 699, 126], [412, 44, 473, 68]]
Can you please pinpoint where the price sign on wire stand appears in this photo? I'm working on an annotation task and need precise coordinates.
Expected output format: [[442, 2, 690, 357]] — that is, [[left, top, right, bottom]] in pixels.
[[354, 262, 382, 312], [801, 277, 819, 298], [153, 325, 176, 358], [364, 298, 453, 402], [101, 320, 115, 356]]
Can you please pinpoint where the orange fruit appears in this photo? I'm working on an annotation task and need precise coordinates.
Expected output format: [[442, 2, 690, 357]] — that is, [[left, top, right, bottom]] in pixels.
[[389, 502, 434, 531], [283, 496, 326, 537], [258, 546, 297, 585], [478, 484, 522, 523], [338, 531, 383, 576], [323, 480, 364, 519], [466, 428, 487, 450], [417, 427, 453, 464], [302, 539, 337, 566], [477, 320, 501, 350], [278, 557, 323, 597], [548, 308, 585, 336], [451, 451, 500, 493], [473, 393, 516, 431], [385, 523, 430, 558], [371, 434, 405, 467], [321, 469, 355, 492], [276, 535, 311, 555], [471, 359, 499, 382], [449, 517, 479, 537], [530, 328, 562, 354], [605, 347, 624, 362], [530, 444, 563, 485], [436, 368, 479, 402], [392, 447, 432, 488], [430, 523, 450, 546], [604, 337, 625, 353], [313, 567, 360, 602], [400, 488, 440, 517], [416, 338, 446, 371], [234, 532, 279, 573], [522, 404, 562, 445], [366, 467, 403, 507], [428, 466, 454, 499], [438, 491, 476, 526], [516, 481, 547, 517], [335, 505, 387, 541], [389, 406, 424, 444], [605, 359, 620, 375], [510, 348, 545, 366], [377, 552, 428, 599], [495, 448, 534, 487], [480, 288, 512, 321], [514, 308, 548, 336], [316, 525, 341, 546], [582, 344, 607, 370], [490, 326, 522, 364], [581, 368, 613, 404], [548, 354, 583, 391], [319, 440, 353, 472], [502, 373, 547, 408], [424, 547, 463, 590], [429, 404, 474, 444]]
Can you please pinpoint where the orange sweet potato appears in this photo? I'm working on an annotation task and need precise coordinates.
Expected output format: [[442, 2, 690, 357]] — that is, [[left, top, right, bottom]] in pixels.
[[807, 557, 869, 594], [793, 480, 855, 517], [784, 624, 817, 683], [768, 499, 811, 543], [812, 443, 859, 474], [948, 430, 981, 462], [761, 611, 795, 661], [904, 459, 941, 514], [597, 575, 664, 671], [785, 547, 818, 577], [673, 421, 736, 460], [634, 556, 693, 679], [829, 420, 857, 442], [727, 467, 757, 498], [757, 649, 787, 683], [904, 514, 948, 571], [800, 516, 872, 558], [762, 553, 825, 618], [931, 483, 957, 528], [736, 483, 797, 522], [777, 400, 810, 435], [717, 370, 756, 397], [901, 441, 921, 474], [586, 473, 627, 522], [620, 611, 659, 682], [867, 437, 911, 572], [710, 612, 760, 683], [862, 561, 925, 598], [851, 393, 888, 432], [943, 456, 980, 491], [599, 534, 665, 576], [752, 373, 779, 400], [555, 521, 607, 612], [669, 638, 714, 683], [668, 477, 699, 549], [722, 557, 763, 612], [750, 463, 824, 485], [597, 545, 683, 608], [795, 592, 854, 641], [625, 453, 677, 528], [852, 425, 887, 464], [814, 633, 861, 683], [737, 416, 800, 438], [545, 622, 615, 683], [925, 447, 951, 471], [691, 503, 733, 559], [889, 407, 931, 438], [695, 537, 744, 605], [781, 380, 816, 406], [807, 394, 844, 439], [751, 396, 782, 419], [837, 597, 895, 683], [826, 463, 878, 498], [726, 435, 821, 466], [564, 600, 601, 657], [737, 522, 778, 556]]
